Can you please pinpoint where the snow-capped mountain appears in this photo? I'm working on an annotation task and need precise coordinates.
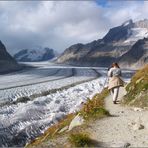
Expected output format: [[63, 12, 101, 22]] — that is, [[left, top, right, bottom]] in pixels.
[[119, 37, 148, 68], [14, 47, 56, 62], [56, 19, 148, 68], [0, 40, 19, 73]]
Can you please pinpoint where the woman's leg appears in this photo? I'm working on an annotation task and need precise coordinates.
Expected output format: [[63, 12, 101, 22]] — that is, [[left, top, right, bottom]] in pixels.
[[110, 88, 114, 95], [113, 87, 119, 102]]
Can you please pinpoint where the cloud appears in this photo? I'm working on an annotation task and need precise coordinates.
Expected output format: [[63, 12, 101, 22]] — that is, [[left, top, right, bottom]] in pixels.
[[0, 1, 148, 54]]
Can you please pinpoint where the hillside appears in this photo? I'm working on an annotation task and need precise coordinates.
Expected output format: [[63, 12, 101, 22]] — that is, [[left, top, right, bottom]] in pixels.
[[0, 40, 19, 73], [14, 47, 55, 62], [56, 19, 148, 68], [122, 64, 148, 107]]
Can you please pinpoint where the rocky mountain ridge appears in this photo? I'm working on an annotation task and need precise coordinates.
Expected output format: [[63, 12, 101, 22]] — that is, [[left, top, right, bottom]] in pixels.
[[56, 19, 148, 68], [14, 47, 55, 62], [0, 40, 19, 73]]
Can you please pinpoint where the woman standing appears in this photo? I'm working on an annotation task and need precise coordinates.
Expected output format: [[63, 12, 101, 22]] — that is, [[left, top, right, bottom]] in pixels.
[[108, 63, 124, 104]]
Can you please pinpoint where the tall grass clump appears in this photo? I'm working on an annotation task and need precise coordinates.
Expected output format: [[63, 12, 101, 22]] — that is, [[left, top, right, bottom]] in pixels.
[[69, 133, 93, 147], [79, 88, 110, 120]]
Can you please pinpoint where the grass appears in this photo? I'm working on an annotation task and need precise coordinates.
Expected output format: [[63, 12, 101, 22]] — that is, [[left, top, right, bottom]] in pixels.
[[79, 88, 110, 120], [122, 64, 148, 107], [68, 133, 93, 147]]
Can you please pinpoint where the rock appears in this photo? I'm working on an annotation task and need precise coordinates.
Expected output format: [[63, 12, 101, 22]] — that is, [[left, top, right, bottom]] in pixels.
[[68, 114, 84, 131], [123, 142, 131, 148], [133, 123, 144, 130], [129, 123, 145, 131], [133, 107, 143, 112], [110, 142, 130, 147], [119, 111, 124, 114], [58, 126, 69, 133]]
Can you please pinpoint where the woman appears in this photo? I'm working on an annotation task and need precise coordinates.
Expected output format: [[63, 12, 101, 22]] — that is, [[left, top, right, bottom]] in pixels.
[[108, 63, 124, 104]]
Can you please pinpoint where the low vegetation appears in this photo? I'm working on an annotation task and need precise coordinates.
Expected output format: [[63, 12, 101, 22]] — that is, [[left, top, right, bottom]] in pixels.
[[27, 88, 109, 147], [68, 133, 93, 147], [79, 88, 110, 120], [122, 64, 148, 107]]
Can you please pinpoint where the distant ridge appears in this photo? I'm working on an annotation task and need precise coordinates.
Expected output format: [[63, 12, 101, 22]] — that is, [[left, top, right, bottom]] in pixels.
[[14, 47, 55, 62], [0, 40, 20, 73]]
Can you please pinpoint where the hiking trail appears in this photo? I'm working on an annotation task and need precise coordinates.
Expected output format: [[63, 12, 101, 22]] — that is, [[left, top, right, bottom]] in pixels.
[[88, 87, 148, 147]]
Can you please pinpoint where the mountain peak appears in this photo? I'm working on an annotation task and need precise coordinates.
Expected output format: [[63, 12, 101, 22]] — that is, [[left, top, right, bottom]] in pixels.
[[122, 19, 133, 27], [14, 47, 55, 62]]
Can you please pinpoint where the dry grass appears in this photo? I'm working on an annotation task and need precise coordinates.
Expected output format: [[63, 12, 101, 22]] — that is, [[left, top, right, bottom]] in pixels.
[[79, 88, 110, 120], [123, 64, 148, 107]]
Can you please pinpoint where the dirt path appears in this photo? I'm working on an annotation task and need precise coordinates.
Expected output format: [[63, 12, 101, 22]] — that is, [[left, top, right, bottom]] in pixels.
[[88, 87, 148, 147]]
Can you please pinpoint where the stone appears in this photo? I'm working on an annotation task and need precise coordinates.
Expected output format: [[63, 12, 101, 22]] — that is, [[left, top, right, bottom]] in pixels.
[[119, 111, 124, 114], [132, 123, 144, 131], [110, 142, 130, 147], [68, 114, 84, 131], [133, 107, 143, 112], [58, 126, 69, 133]]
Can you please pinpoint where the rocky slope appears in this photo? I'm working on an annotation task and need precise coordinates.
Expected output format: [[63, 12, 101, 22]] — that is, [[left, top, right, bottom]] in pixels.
[[0, 40, 19, 73], [14, 47, 55, 62], [56, 19, 148, 68]]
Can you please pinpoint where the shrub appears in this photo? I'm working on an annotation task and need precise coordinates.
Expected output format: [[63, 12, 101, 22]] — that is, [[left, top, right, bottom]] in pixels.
[[69, 133, 92, 147], [79, 88, 110, 120]]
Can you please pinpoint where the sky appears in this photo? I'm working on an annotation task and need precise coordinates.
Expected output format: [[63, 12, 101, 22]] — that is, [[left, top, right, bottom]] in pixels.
[[0, 0, 148, 54]]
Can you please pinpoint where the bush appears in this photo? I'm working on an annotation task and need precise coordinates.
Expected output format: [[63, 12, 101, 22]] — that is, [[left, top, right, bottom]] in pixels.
[[69, 133, 92, 147], [79, 88, 110, 120]]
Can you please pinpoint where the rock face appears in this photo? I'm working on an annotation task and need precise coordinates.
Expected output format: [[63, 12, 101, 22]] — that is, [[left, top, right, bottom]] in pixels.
[[56, 19, 148, 68], [0, 40, 19, 73], [119, 38, 148, 68], [14, 47, 55, 62]]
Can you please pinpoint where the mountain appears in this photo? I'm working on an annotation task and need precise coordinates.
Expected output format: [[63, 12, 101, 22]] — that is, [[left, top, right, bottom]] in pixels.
[[14, 47, 55, 62], [119, 37, 148, 68], [56, 19, 148, 68], [0, 40, 19, 73]]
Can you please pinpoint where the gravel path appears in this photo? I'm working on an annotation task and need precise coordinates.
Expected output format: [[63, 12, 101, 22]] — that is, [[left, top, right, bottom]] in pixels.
[[88, 87, 148, 147]]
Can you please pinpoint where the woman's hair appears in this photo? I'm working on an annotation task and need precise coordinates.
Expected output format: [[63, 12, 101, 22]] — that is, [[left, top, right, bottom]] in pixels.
[[111, 62, 120, 68]]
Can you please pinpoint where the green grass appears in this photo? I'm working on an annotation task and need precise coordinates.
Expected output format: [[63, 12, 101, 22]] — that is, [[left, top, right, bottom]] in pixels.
[[69, 133, 93, 147]]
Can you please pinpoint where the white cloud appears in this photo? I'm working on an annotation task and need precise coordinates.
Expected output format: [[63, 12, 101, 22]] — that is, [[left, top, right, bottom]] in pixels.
[[0, 1, 148, 54]]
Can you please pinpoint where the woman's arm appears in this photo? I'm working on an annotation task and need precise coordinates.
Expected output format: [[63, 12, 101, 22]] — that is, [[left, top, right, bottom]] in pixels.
[[108, 68, 112, 77]]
